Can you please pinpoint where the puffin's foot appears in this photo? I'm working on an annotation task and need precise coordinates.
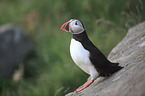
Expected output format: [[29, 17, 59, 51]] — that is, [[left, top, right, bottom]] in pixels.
[[75, 79, 94, 92]]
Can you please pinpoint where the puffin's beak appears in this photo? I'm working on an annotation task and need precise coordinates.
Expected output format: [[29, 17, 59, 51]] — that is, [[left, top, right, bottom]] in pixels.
[[61, 21, 71, 32]]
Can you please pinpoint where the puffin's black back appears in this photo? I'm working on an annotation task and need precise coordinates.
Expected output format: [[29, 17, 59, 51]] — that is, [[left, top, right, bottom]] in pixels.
[[72, 31, 123, 77]]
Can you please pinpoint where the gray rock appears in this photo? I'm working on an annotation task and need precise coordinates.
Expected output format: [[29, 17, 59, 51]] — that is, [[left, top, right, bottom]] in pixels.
[[65, 21, 145, 96], [0, 24, 33, 79]]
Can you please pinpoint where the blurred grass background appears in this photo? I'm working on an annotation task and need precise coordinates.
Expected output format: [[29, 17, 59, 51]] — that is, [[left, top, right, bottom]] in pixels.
[[0, 0, 145, 96]]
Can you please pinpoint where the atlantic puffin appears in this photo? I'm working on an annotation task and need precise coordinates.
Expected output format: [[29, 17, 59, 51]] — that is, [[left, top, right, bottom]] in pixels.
[[61, 19, 123, 92]]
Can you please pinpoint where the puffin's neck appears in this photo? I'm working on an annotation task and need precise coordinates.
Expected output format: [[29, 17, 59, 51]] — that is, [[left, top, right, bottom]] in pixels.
[[72, 31, 89, 42]]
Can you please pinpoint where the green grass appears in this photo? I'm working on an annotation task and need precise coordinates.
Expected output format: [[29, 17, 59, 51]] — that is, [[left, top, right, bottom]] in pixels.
[[0, 0, 145, 96]]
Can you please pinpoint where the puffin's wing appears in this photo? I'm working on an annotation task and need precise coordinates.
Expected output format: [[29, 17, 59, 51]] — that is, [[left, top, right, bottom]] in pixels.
[[90, 48, 123, 75], [89, 45, 112, 68], [84, 40, 122, 75]]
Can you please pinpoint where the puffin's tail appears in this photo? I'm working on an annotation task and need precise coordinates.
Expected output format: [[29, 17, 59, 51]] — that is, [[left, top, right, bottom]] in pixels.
[[100, 63, 123, 76], [110, 63, 123, 75]]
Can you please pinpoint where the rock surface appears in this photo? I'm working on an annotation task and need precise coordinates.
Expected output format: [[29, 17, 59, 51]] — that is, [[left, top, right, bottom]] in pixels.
[[65, 21, 145, 96], [0, 24, 33, 79]]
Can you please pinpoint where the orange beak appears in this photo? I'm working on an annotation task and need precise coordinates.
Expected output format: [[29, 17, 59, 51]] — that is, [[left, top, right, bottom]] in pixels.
[[61, 21, 70, 32]]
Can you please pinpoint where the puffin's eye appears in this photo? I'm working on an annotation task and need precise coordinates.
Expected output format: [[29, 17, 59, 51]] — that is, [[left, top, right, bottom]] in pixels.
[[75, 21, 78, 25]]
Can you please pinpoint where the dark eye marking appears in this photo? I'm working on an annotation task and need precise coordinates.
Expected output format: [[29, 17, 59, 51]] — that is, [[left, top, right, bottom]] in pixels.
[[75, 21, 78, 25]]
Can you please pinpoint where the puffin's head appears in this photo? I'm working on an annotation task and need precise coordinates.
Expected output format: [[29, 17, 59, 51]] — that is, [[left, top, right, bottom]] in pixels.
[[61, 19, 85, 34]]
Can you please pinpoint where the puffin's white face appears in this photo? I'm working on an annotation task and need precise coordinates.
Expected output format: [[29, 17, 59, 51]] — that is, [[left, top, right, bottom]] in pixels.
[[61, 19, 85, 34]]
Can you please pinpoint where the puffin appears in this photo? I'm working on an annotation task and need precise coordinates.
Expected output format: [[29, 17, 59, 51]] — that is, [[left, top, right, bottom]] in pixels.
[[61, 19, 123, 92]]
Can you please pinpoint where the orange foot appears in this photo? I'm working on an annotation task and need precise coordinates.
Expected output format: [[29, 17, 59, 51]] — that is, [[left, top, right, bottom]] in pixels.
[[75, 79, 94, 92]]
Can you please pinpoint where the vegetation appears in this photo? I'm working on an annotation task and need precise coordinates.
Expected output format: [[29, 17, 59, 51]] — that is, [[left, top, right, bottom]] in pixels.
[[0, 0, 144, 96]]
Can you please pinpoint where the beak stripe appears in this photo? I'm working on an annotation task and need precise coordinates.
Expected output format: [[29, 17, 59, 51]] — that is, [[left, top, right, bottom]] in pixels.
[[65, 22, 70, 31]]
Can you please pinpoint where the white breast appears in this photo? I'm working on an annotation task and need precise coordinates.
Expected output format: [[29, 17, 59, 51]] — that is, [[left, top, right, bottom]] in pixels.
[[70, 39, 99, 79]]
